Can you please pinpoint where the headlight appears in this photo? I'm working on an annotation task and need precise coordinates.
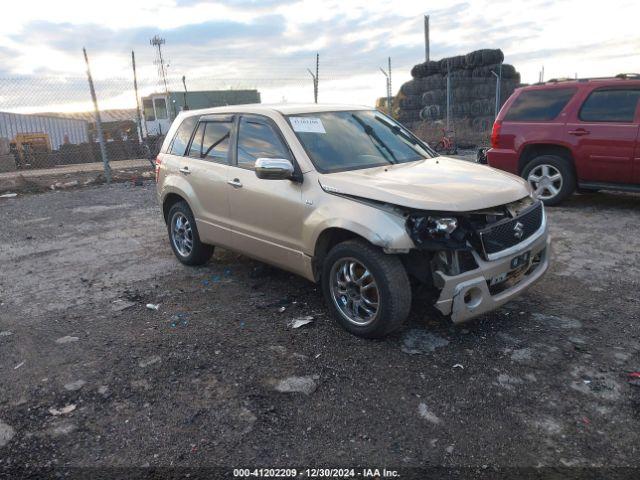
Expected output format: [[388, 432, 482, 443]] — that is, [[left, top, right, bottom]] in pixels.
[[406, 215, 467, 250], [432, 217, 458, 235]]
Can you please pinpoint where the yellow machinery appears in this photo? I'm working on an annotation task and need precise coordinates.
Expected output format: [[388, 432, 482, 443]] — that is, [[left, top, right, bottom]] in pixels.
[[10, 133, 51, 168]]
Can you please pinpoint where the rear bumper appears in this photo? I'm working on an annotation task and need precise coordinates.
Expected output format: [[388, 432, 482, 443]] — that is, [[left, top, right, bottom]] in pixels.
[[433, 224, 550, 324], [486, 148, 519, 175]]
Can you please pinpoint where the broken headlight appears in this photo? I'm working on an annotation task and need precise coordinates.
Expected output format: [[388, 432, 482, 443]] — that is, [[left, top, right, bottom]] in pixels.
[[406, 214, 469, 250]]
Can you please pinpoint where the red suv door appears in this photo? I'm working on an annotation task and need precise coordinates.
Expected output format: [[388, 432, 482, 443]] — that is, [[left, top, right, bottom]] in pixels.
[[565, 87, 640, 184]]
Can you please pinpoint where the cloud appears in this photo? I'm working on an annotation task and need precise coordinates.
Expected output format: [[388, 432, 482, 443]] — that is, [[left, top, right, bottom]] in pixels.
[[0, 0, 638, 110]]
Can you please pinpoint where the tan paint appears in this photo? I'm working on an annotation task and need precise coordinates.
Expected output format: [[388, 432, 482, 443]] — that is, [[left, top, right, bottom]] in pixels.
[[318, 157, 531, 212], [157, 104, 550, 322]]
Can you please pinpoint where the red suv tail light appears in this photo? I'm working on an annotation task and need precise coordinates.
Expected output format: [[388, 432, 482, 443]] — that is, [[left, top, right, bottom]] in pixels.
[[155, 156, 162, 182], [490, 120, 502, 149]]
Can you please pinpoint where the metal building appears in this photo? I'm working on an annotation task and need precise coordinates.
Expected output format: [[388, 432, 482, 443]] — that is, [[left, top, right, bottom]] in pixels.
[[0, 111, 89, 150], [141, 90, 261, 136]]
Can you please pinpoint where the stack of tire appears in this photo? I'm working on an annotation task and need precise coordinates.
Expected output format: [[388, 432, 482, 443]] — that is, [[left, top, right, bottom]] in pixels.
[[397, 49, 521, 138]]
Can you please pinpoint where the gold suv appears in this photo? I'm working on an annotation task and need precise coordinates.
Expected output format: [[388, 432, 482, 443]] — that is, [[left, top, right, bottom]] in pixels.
[[156, 104, 550, 338]]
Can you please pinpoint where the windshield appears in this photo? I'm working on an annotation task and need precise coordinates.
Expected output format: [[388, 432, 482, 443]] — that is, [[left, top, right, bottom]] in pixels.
[[287, 110, 436, 173]]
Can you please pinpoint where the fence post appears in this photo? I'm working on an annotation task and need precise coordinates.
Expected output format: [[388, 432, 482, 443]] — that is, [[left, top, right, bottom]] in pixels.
[[446, 63, 451, 131], [492, 63, 503, 119], [83, 47, 110, 182], [132, 51, 144, 143]]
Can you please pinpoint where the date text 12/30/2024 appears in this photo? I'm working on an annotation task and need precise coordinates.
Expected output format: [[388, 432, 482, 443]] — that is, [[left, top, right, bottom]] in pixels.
[[233, 468, 400, 478]]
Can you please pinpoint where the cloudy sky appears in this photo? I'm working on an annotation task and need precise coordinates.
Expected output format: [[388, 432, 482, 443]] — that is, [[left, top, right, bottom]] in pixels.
[[0, 0, 638, 112]]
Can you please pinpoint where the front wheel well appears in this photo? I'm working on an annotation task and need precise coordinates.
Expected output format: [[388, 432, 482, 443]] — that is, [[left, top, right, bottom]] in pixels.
[[313, 228, 365, 281], [162, 193, 187, 224], [518, 144, 575, 175]]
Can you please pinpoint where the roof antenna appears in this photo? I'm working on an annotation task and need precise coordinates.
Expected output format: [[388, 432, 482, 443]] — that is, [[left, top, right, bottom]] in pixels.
[[182, 75, 189, 111]]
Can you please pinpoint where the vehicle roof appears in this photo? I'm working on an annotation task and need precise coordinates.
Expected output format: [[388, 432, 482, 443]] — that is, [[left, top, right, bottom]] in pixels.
[[518, 76, 640, 91], [177, 103, 374, 118]]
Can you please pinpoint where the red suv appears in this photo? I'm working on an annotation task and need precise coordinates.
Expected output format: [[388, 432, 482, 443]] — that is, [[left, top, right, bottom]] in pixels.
[[487, 74, 640, 205]]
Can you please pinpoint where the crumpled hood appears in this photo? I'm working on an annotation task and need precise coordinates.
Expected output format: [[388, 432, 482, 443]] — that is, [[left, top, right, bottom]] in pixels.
[[318, 157, 530, 212]]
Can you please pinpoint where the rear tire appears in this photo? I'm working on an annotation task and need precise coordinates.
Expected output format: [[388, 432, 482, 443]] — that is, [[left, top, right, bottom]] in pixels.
[[321, 239, 411, 338], [522, 154, 575, 206], [167, 201, 214, 266]]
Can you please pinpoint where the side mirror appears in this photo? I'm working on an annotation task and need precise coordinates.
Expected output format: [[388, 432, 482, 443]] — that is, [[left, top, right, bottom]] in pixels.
[[254, 158, 294, 180]]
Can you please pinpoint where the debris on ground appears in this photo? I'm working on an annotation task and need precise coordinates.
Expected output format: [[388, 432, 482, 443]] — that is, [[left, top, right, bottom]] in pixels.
[[14, 361, 25, 370], [629, 372, 640, 387], [98, 386, 108, 395], [170, 313, 189, 328], [278, 306, 287, 313], [418, 403, 441, 424], [401, 329, 449, 355], [0, 421, 15, 447], [138, 355, 161, 368], [273, 375, 319, 395], [0, 331, 13, 337], [146, 303, 160, 311], [452, 364, 464, 369], [48, 422, 77, 437], [50, 180, 79, 191], [288, 316, 314, 329], [0, 193, 17, 198], [55, 336, 79, 344], [64, 380, 86, 391], [112, 299, 137, 312], [49, 404, 77, 416]]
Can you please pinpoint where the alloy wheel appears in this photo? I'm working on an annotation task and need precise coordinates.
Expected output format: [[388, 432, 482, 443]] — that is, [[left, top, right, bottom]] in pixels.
[[527, 164, 563, 200], [329, 257, 380, 326], [171, 212, 193, 257]]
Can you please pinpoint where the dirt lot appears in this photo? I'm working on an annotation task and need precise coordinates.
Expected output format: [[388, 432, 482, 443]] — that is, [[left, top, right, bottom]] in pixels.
[[0, 182, 639, 477]]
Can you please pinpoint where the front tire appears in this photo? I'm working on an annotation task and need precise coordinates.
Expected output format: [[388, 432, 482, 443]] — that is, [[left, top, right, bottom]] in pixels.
[[522, 154, 576, 206], [167, 201, 214, 266], [321, 239, 411, 338]]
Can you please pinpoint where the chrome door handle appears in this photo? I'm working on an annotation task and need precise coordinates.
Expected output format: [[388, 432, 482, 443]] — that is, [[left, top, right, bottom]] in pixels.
[[227, 178, 243, 188], [179, 166, 190, 174], [568, 129, 590, 136]]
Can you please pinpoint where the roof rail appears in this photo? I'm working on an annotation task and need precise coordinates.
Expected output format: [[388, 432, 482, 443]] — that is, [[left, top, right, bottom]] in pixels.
[[546, 77, 575, 83], [615, 73, 640, 79], [544, 74, 640, 84]]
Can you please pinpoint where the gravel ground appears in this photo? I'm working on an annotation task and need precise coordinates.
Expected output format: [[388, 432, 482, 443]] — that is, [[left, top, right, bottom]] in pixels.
[[0, 182, 639, 477]]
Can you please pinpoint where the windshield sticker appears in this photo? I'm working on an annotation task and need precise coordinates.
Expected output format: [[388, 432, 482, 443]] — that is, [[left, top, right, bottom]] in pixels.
[[290, 117, 326, 134]]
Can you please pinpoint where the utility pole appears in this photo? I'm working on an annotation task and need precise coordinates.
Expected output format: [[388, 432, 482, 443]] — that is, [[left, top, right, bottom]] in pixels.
[[307, 53, 319, 103], [150, 35, 169, 95], [83, 47, 111, 183], [424, 15, 430, 62], [380, 57, 392, 116], [131, 51, 144, 142]]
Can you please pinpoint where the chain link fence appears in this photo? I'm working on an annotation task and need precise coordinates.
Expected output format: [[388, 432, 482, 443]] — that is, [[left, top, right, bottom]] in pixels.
[[0, 70, 324, 173], [0, 48, 520, 174], [396, 50, 522, 148]]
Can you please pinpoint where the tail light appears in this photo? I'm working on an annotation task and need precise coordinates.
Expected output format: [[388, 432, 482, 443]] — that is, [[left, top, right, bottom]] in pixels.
[[490, 120, 502, 149], [155, 156, 161, 182]]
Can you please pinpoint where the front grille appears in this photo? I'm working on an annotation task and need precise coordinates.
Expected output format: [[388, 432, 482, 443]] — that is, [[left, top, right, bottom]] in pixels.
[[479, 201, 543, 256]]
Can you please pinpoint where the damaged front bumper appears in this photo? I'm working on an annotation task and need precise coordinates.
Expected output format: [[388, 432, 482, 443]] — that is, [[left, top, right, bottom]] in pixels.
[[433, 223, 550, 324]]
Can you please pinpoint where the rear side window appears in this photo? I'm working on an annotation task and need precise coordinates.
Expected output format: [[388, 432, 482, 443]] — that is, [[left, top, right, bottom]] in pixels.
[[188, 123, 206, 157], [169, 116, 199, 155], [504, 88, 577, 121], [202, 122, 232, 162], [236, 118, 290, 170], [579, 89, 640, 122]]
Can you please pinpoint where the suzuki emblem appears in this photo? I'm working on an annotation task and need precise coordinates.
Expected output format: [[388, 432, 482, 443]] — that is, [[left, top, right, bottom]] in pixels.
[[513, 221, 524, 240]]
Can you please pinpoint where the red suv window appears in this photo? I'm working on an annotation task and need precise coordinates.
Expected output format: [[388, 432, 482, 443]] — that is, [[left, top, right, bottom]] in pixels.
[[504, 88, 577, 122], [579, 88, 640, 123]]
